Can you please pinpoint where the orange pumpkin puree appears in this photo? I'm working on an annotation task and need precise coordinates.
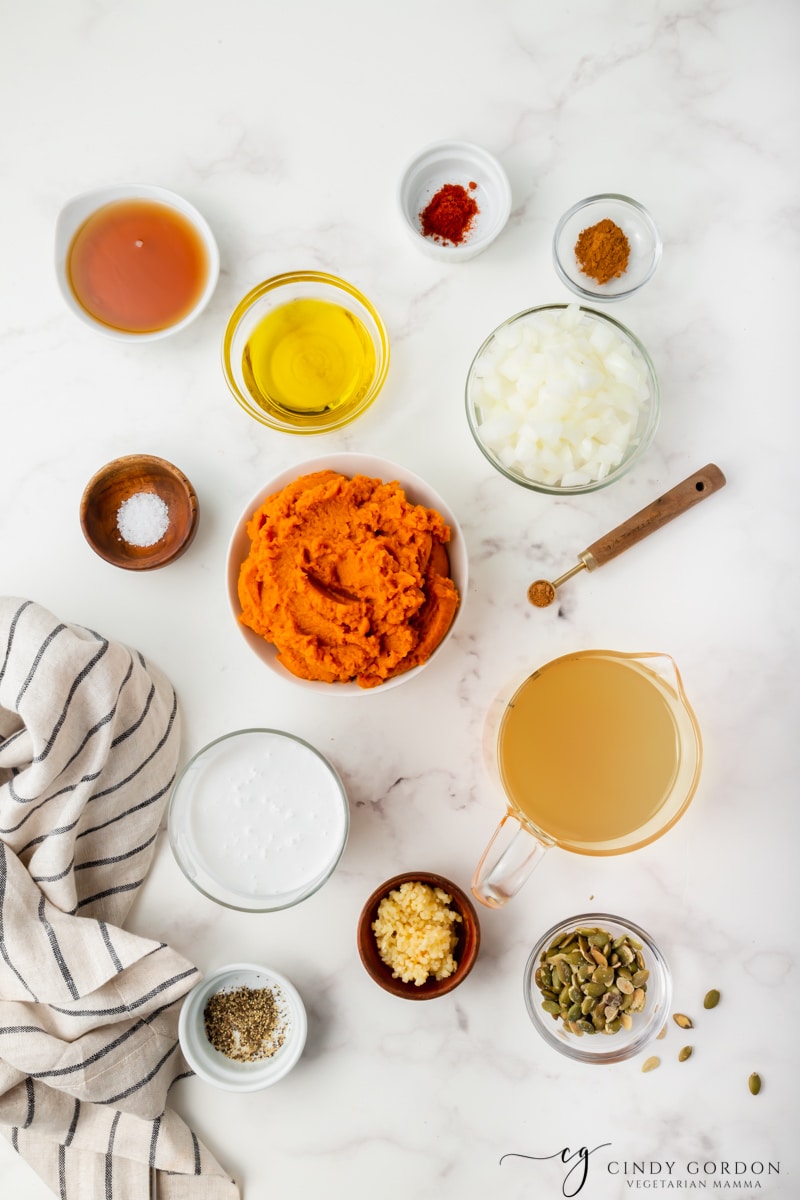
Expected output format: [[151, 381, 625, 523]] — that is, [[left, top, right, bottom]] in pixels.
[[237, 471, 460, 688]]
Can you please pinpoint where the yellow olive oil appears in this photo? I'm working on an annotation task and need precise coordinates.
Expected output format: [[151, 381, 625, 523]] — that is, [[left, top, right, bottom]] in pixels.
[[498, 653, 680, 849], [242, 297, 376, 420]]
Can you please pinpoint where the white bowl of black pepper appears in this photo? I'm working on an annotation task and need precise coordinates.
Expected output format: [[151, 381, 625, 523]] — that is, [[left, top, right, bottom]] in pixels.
[[178, 963, 308, 1091]]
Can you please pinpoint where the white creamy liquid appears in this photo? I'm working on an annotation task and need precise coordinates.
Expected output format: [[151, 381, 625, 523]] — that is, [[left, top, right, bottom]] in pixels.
[[185, 731, 347, 901]]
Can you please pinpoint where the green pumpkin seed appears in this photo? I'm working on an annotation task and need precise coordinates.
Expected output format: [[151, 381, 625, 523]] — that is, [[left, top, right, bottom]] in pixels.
[[748, 1073, 761, 1095], [678, 1045, 693, 1062], [704, 989, 721, 1010], [533, 924, 651, 1040], [642, 1056, 660, 1073]]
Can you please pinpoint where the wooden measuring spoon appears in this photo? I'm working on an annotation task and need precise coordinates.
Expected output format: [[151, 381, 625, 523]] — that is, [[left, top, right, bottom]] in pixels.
[[528, 463, 727, 608]]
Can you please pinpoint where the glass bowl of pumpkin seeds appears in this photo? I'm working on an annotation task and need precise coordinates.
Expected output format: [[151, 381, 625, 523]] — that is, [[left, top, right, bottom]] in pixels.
[[523, 913, 671, 1064]]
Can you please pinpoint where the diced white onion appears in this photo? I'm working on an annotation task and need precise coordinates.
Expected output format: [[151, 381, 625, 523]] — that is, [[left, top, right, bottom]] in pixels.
[[471, 305, 653, 488]]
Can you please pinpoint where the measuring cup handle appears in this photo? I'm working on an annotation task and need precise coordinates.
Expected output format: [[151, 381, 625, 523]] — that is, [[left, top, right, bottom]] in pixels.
[[471, 813, 550, 909]]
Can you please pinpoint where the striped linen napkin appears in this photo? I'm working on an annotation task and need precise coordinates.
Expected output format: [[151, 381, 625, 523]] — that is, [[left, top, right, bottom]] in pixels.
[[0, 598, 239, 1199]]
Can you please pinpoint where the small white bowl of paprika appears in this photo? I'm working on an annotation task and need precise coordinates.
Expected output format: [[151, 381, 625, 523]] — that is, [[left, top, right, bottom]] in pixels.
[[398, 139, 512, 262]]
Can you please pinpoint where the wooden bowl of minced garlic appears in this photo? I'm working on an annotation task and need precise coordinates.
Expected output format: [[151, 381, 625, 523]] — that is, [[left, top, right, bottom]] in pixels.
[[357, 872, 480, 999]]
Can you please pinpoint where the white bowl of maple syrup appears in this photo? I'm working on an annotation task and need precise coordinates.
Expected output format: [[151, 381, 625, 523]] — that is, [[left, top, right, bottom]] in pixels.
[[55, 184, 220, 341]]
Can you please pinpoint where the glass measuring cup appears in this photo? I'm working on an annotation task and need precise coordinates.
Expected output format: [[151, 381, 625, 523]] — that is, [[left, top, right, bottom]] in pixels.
[[471, 651, 702, 909]]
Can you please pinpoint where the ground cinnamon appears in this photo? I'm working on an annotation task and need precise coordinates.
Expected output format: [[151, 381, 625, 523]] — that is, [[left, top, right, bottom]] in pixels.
[[574, 218, 630, 285]]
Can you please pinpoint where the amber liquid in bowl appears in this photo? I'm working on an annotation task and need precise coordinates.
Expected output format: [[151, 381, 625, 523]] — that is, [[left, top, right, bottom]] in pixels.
[[67, 198, 209, 333], [498, 653, 681, 850]]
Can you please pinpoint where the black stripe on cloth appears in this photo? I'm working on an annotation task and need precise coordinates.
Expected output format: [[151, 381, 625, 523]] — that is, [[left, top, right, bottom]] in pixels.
[[0, 599, 33, 687], [0, 843, 38, 1000], [11, 1125, 18, 1151], [105, 1110, 121, 1200], [0, 772, 103, 834], [99, 1040, 179, 1105], [58, 654, 134, 776], [58, 1144, 66, 1200], [34, 638, 110, 763], [148, 1113, 161, 1167], [47, 964, 199, 1017], [29, 997, 182, 1080], [168, 1069, 194, 1089], [75, 830, 157, 872], [38, 893, 79, 1000], [99, 921, 123, 972], [0, 726, 27, 754], [75, 775, 174, 841], [30, 857, 75, 883], [23, 1076, 35, 1128], [192, 1131, 201, 1175], [17, 816, 82, 856], [15, 624, 67, 710], [0, 1025, 47, 1035], [110, 681, 155, 748], [87, 688, 178, 805], [65, 1098, 81, 1146], [75, 878, 143, 911]]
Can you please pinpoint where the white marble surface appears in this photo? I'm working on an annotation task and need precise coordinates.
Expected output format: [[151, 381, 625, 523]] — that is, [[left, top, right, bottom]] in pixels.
[[2, 0, 798, 1196]]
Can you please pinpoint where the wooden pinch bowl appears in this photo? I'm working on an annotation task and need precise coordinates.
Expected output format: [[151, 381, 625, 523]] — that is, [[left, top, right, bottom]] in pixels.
[[80, 453, 199, 570], [357, 871, 481, 1000]]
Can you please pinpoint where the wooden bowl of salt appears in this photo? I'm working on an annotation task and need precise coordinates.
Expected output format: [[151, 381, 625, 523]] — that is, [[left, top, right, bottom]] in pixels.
[[80, 453, 199, 570]]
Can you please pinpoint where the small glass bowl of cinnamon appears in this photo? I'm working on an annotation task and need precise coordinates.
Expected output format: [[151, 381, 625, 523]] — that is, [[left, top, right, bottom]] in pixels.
[[553, 194, 661, 302]]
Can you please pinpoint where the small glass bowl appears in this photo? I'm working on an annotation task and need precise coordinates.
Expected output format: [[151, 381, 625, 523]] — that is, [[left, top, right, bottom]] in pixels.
[[523, 913, 671, 1064], [553, 194, 661, 302], [465, 303, 660, 495], [178, 963, 307, 1092], [168, 729, 349, 912], [222, 270, 389, 434]]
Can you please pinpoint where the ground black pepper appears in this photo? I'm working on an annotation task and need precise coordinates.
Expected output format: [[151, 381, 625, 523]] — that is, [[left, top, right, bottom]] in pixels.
[[203, 985, 287, 1062]]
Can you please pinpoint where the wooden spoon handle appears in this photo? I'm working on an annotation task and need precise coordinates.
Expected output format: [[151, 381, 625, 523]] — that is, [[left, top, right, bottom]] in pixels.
[[582, 464, 727, 570]]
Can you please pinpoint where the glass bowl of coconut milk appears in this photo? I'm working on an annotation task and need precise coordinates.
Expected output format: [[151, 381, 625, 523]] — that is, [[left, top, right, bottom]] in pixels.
[[168, 728, 349, 911]]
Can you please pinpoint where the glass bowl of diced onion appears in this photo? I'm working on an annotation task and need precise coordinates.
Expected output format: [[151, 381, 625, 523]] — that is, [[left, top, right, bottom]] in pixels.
[[465, 304, 660, 495]]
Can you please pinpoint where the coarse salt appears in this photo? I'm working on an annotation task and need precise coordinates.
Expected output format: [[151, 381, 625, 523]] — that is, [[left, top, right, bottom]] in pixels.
[[116, 491, 170, 547]]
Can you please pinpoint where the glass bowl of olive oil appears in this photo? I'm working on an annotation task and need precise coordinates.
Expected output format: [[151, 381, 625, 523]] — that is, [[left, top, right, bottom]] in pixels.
[[222, 271, 390, 434]]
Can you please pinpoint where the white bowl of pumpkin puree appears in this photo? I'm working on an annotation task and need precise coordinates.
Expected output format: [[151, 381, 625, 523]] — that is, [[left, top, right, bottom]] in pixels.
[[226, 454, 467, 692]]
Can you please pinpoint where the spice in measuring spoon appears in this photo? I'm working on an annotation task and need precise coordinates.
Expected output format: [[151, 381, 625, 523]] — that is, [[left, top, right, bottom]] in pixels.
[[574, 218, 630, 284], [420, 182, 479, 245]]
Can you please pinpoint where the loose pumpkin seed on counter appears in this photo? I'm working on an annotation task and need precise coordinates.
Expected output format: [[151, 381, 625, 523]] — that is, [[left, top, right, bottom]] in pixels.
[[533, 925, 649, 1036], [672, 1012, 694, 1029], [703, 988, 721, 1009], [678, 1045, 693, 1062], [748, 1072, 762, 1095], [642, 1055, 661, 1072]]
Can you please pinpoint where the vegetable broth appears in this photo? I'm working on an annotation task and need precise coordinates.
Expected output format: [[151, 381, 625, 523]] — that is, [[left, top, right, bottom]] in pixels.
[[498, 653, 679, 848], [242, 297, 376, 419], [67, 198, 209, 333]]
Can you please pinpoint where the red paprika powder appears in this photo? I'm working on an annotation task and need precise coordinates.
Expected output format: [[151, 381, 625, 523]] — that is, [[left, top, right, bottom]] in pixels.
[[420, 182, 479, 245]]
